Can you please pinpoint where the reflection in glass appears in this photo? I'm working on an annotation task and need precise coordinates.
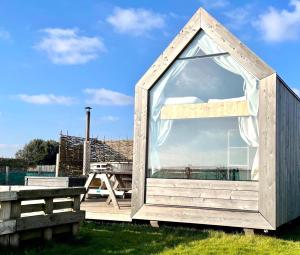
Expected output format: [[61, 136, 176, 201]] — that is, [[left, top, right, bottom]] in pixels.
[[147, 31, 259, 181]]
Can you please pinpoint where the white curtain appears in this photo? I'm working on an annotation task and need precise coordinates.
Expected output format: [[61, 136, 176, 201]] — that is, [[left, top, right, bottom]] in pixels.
[[149, 32, 260, 179], [149, 36, 206, 173], [196, 33, 259, 180]]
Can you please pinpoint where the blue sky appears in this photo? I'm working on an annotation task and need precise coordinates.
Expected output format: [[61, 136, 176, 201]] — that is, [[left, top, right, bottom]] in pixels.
[[1, 0, 300, 157]]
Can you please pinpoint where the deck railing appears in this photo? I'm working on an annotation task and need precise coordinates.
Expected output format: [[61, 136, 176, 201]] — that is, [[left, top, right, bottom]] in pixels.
[[0, 186, 85, 247]]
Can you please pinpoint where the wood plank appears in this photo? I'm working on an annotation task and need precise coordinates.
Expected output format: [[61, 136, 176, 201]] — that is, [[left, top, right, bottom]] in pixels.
[[0, 220, 16, 235], [132, 87, 148, 216], [16, 211, 85, 231], [81, 172, 96, 201], [146, 178, 258, 191], [0, 191, 18, 202], [258, 73, 277, 229], [21, 200, 73, 213], [146, 195, 258, 211], [146, 186, 258, 201], [25, 177, 69, 187], [160, 100, 250, 120], [81, 198, 132, 222], [0, 201, 11, 220], [200, 8, 274, 80], [101, 174, 120, 209], [275, 76, 300, 227], [133, 205, 274, 230], [17, 187, 86, 200]]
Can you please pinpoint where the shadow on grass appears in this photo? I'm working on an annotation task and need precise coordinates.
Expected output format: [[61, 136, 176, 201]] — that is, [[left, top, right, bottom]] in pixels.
[[3, 218, 300, 255], [275, 217, 300, 241], [2, 222, 209, 255]]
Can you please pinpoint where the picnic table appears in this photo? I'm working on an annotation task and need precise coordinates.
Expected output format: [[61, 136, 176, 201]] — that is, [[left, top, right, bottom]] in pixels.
[[81, 170, 132, 210]]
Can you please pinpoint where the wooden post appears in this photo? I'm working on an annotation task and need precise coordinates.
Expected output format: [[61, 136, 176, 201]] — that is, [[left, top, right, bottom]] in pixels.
[[9, 201, 21, 247], [43, 198, 54, 242], [243, 228, 255, 235], [150, 221, 160, 228], [72, 223, 80, 236], [73, 196, 81, 211], [0, 201, 12, 246]]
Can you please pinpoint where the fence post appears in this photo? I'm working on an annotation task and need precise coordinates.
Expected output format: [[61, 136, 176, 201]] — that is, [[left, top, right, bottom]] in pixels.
[[9, 201, 21, 247], [5, 166, 9, 185], [43, 198, 54, 241]]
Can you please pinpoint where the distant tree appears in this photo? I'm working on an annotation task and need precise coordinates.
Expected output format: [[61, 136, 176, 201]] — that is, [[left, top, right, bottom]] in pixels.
[[15, 139, 59, 165], [0, 158, 29, 169]]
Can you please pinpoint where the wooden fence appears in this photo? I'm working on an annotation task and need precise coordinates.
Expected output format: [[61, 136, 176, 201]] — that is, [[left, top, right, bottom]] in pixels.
[[0, 186, 85, 247], [58, 134, 133, 177]]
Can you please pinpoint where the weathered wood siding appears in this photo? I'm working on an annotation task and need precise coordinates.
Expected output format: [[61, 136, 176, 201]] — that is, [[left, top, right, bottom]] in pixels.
[[146, 179, 258, 211], [258, 73, 277, 229], [276, 76, 300, 227], [134, 204, 273, 230]]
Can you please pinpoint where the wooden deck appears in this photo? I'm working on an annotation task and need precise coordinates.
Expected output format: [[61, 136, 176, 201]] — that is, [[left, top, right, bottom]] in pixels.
[[81, 198, 132, 222]]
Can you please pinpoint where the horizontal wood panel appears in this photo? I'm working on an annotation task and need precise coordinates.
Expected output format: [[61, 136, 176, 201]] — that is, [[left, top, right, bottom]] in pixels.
[[160, 100, 250, 120], [146, 196, 258, 211], [146, 178, 258, 191], [146, 178, 258, 211], [17, 188, 86, 200], [26, 179, 68, 187], [147, 186, 258, 201], [133, 205, 274, 230], [0, 220, 16, 235], [16, 211, 85, 231]]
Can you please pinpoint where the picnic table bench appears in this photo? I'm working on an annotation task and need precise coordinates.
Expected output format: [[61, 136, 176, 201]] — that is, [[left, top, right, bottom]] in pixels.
[[81, 170, 132, 210]]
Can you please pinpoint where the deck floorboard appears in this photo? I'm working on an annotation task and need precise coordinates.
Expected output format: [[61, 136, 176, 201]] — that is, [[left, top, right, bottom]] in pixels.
[[81, 198, 131, 222]]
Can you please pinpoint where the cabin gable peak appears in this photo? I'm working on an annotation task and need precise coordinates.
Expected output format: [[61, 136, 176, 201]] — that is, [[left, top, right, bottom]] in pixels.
[[136, 7, 275, 91]]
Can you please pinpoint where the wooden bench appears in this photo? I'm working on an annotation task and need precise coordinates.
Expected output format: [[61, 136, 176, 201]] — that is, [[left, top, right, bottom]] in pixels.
[[0, 186, 86, 247]]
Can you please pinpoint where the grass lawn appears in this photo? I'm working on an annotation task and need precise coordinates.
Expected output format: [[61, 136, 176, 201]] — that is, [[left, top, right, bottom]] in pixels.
[[3, 221, 300, 255]]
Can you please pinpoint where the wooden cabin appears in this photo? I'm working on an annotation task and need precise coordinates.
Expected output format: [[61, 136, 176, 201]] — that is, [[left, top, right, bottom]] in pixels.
[[131, 8, 300, 231]]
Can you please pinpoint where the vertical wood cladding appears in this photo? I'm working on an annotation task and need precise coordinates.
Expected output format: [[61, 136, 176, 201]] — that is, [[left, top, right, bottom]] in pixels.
[[276, 78, 300, 227]]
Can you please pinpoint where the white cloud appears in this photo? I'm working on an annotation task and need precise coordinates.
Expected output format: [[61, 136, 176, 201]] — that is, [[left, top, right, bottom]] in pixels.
[[107, 7, 165, 36], [224, 4, 254, 30], [255, 0, 300, 42], [199, 0, 229, 9], [101, 115, 119, 122], [0, 144, 20, 149], [84, 88, 133, 106], [15, 94, 76, 105], [36, 28, 105, 64], [292, 87, 300, 96], [0, 28, 11, 41]]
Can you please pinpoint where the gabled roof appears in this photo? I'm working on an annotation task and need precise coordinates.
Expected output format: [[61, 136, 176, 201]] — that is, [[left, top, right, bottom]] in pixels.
[[136, 8, 275, 91]]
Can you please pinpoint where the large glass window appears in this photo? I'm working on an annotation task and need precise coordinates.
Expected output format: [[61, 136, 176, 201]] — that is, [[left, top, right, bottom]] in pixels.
[[147, 31, 259, 181]]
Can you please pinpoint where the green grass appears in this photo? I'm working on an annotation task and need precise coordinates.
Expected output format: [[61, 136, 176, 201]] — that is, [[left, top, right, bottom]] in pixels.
[[3, 221, 300, 255]]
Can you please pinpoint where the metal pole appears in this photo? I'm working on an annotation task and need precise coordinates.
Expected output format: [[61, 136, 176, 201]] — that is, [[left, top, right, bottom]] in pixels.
[[85, 107, 91, 141], [83, 107, 92, 176]]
